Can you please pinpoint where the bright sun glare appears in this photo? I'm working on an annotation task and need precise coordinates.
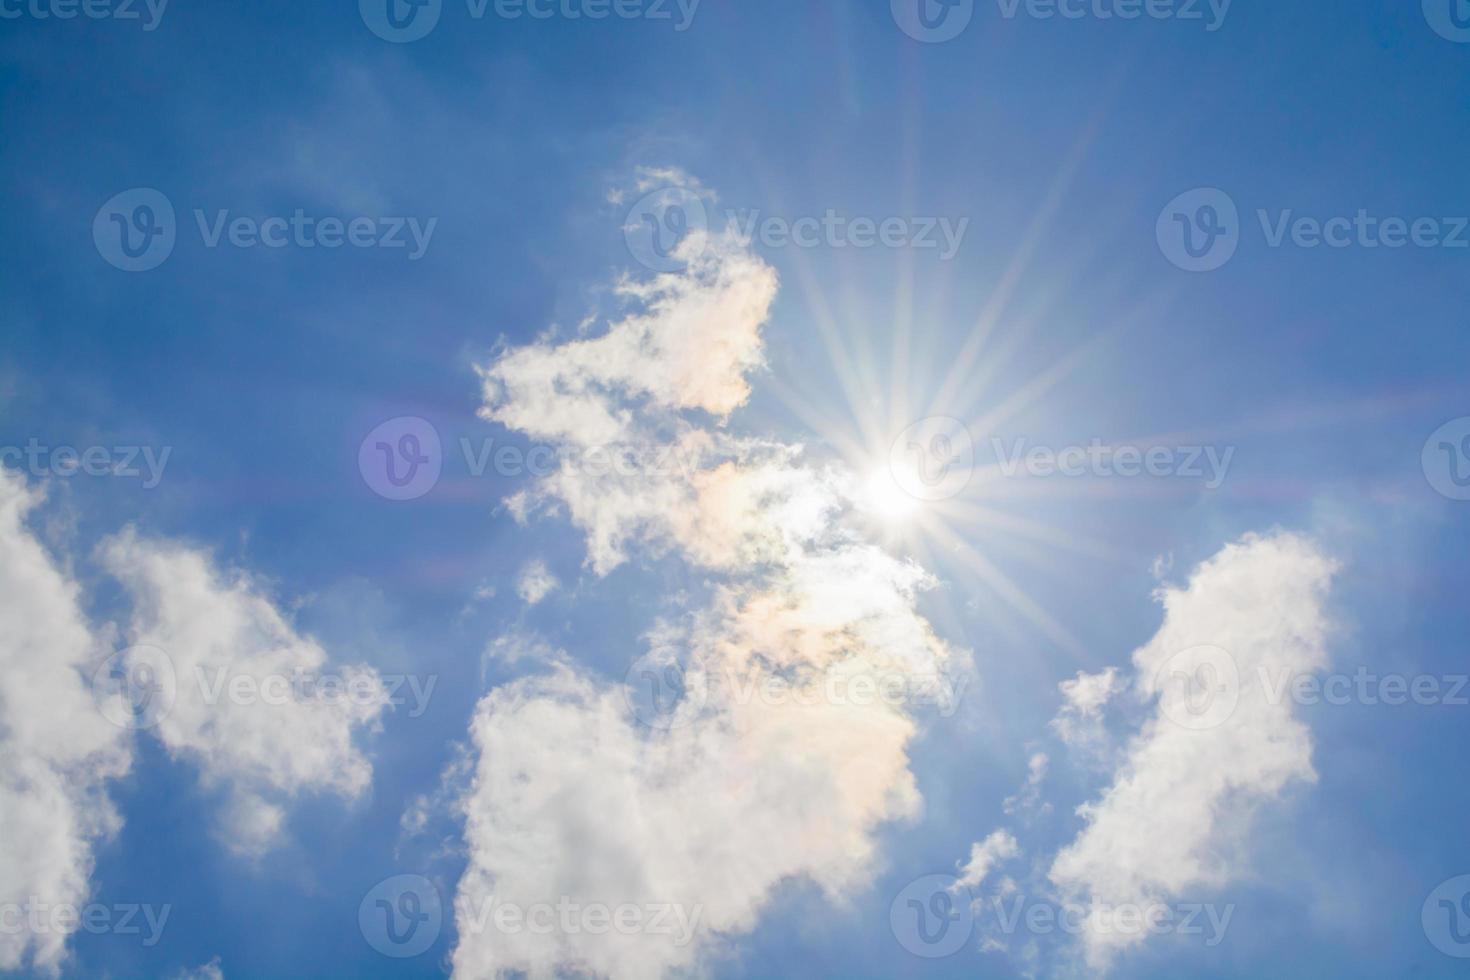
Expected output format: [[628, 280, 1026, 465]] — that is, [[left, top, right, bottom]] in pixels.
[[863, 466, 921, 523]]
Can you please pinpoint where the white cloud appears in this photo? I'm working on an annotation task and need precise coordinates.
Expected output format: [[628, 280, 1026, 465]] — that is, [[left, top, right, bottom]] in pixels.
[[633, 166, 713, 199], [1049, 666, 1121, 753], [954, 830, 1020, 892], [0, 470, 131, 974], [454, 176, 965, 978], [100, 530, 388, 856], [478, 220, 778, 576], [1048, 532, 1337, 969], [477, 228, 775, 447], [483, 631, 562, 668], [399, 795, 431, 838], [172, 958, 224, 980], [1003, 752, 1050, 817], [515, 560, 559, 606], [1059, 667, 1120, 716], [454, 533, 956, 978]]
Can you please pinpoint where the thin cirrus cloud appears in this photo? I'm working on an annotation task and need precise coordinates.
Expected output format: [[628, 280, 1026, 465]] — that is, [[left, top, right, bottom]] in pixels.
[[452, 175, 971, 978]]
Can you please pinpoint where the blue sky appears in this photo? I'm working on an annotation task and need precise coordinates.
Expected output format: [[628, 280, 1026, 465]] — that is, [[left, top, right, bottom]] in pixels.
[[2, 1, 1469, 978]]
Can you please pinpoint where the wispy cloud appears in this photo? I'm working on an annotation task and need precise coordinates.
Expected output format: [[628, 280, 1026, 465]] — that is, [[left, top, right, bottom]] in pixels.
[[515, 560, 559, 606], [955, 830, 1021, 892]]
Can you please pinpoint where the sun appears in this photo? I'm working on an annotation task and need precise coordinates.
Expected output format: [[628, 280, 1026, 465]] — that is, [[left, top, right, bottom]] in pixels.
[[861, 465, 921, 523]]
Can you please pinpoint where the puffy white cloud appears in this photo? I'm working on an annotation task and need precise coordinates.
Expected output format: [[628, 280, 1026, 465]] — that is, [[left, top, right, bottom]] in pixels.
[[0, 471, 131, 974], [454, 655, 925, 979], [454, 532, 957, 978], [1048, 532, 1337, 969], [0, 469, 393, 968], [477, 228, 775, 446], [514, 560, 559, 606], [954, 830, 1020, 892], [478, 220, 777, 576], [454, 178, 965, 978], [100, 530, 388, 856]]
